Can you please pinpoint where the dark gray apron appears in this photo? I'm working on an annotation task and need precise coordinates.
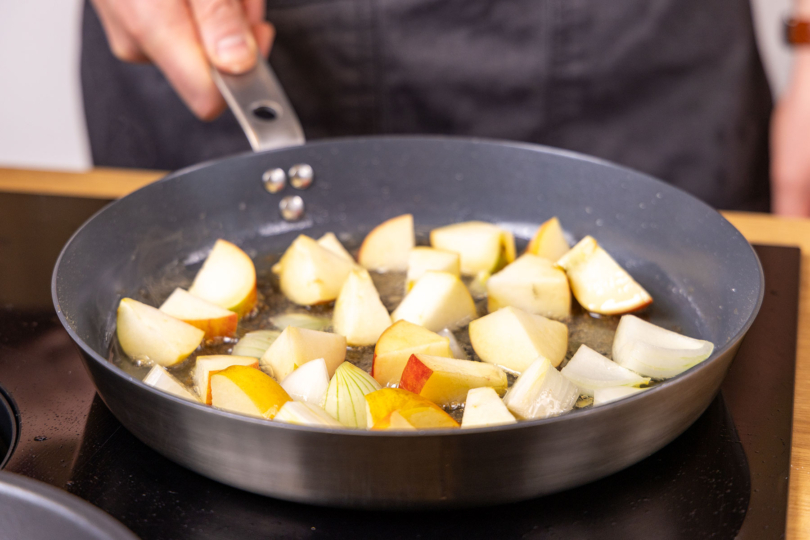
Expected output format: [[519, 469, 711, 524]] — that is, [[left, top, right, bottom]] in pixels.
[[81, 0, 772, 211]]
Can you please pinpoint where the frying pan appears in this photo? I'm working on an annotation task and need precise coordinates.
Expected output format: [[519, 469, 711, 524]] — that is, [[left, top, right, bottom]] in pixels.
[[51, 61, 763, 508]]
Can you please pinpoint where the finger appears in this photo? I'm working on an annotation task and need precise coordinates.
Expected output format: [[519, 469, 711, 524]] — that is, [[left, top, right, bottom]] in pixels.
[[133, 0, 225, 119], [90, 0, 149, 63], [242, 0, 266, 26], [252, 22, 275, 59], [772, 182, 810, 216], [188, 0, 257, 74]]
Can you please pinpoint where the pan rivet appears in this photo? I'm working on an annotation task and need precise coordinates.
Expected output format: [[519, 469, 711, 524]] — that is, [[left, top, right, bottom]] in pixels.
[[279, 195, 305, 221], [262, 168, 286, 193], [288, 164, 314, 190]]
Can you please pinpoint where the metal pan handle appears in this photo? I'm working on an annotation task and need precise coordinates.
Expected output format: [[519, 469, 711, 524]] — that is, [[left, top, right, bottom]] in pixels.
[[212, 57, 306, 152]]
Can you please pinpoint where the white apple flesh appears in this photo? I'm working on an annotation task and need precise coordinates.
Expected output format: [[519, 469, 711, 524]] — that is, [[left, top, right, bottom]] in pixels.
[[557, 236, 652, 315], [357, 214, 415, 271], [280, 357, 330, 406], [159, 288, 238, 339], [274, 401, 343, 427], [469, 306, 568, 372], [486, 253, 571, 319], [261, 326, 347, 381], [188, 239, 257, 317], [277, 235, 356, 306], [430, 221, 516, 276], [405, 247, 460, 292], [391, 271, 477, 332], [525, 217, 569, 261], [116, 298, 204, 367], [332, 268, 392, 346], [461, 387, 516, 428], [371, 320, 453, 387]]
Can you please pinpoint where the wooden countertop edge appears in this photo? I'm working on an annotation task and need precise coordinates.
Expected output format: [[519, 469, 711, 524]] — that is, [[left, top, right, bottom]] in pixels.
[[2, 168, 809, 537]]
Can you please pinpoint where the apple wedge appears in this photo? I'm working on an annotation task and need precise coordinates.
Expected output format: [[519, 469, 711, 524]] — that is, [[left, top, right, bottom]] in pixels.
[[268, 313, 331, 332], [399, 354, 508, 407], [210, 365, 291, 419], [391, 271, 477, 332], [468, 306, 568, 372], [275, 401, 343, 427], [525, 217, 569, 261], [557, 236, 652, 315], [373, 407, 459, 430], [486, 254, 571, 319], [357, 214, 415, 271], [429, 221, 516, 276], [405, 247, 460, 292], [277, 235, 356, 305], [143, 365, 201, 403], [593, 386, 648, 407], [323, 362, 382, 428], [332, 268, 392, 346], [317, 232, 355, 263], [365, 388, 458, 429], [193, 355, 259, 404], [188, 239, 257, 317], [461, 387, 516, 428], [159, 288, 238, 339], [116, 298, 204, 367], [612, 314, 714, 379], [502, 357, 581, 420], [260, 326, 347, 381], [280, 358, 330, 405], [560, 345, 649, 396], [371, 320, 453, 386]]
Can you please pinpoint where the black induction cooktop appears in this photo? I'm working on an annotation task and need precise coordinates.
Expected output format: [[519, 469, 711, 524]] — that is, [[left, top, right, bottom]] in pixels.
[[0, 192, 798, 539]]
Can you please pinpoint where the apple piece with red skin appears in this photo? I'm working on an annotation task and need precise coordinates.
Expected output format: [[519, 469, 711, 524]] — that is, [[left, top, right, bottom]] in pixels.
[[525, 217, 569, 261], [556, 236, 653, 315], [357, 214, 415, 271], [405, 247, 460, 292], [260, 326, 347, 381], [399, 353, 508, 407], [188, 239, 257, 317], [371, 320, 453, 386], [277, 235, 357, 305], [193, 355, 259, 405], [332, 268, 392, 346], [210, 365, 291, 420], [469, 306, 568, 372], [116, 298, 204, 367], [486, 254, 571, 319], [429, 221, 516, 276], [143, 365, 201, 403], [391, 271, 477, 332], [159, 288, 238, 339]]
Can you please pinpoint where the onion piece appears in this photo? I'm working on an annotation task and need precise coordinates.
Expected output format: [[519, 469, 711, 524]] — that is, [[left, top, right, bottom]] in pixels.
[[593, 386, 648, 407], [461, 387, 516, 428], [323, 362, 382, 428], [560, 345, 649, 396], [502, 357, 580, 420], [275, 401, 343, 427], [231, 330, 280, 358], [269, 313, 331, 332], [612, 315, 714, 379], [437, 328, 467, 359], [280, 358, 330, 406]]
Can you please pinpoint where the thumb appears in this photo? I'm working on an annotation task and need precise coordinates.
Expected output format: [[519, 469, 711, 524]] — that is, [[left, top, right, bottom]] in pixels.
[[189, 0, 257, 74]]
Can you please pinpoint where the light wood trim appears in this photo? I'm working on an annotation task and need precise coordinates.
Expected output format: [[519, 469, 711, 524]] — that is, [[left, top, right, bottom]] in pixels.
[[0, 171, 808, 537], [0, 167, 165, 199]]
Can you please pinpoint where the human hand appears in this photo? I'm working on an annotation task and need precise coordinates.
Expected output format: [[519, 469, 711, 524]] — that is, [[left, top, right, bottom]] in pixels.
[[771, 51, 810, 216], [91, 0, 274, 120]]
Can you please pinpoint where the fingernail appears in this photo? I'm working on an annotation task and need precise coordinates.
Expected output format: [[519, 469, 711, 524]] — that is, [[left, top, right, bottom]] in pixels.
[[216, 35, 253, 69]]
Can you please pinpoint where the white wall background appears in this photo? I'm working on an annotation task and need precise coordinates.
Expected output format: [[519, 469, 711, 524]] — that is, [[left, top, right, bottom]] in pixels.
[[0, 0, 797, 172]]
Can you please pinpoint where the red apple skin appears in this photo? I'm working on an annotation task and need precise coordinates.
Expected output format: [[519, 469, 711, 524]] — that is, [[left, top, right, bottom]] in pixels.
[[185, 312, 239, 339], [398, 354, 434, 395]]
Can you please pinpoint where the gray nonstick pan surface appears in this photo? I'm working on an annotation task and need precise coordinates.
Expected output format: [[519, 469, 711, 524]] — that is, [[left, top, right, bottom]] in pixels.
[[51, 133, 763, 508]]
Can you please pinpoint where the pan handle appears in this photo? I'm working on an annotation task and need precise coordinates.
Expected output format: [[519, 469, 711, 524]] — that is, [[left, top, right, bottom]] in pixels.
[[212, 56, 306, 152]]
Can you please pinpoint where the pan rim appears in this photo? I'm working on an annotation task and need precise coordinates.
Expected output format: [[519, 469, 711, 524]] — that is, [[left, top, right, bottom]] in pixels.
[[51, 135, 765, 437]]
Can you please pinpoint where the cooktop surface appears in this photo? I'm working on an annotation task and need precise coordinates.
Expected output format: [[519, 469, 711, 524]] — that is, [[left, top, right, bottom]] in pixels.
[[0, 193, 798, 539]]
